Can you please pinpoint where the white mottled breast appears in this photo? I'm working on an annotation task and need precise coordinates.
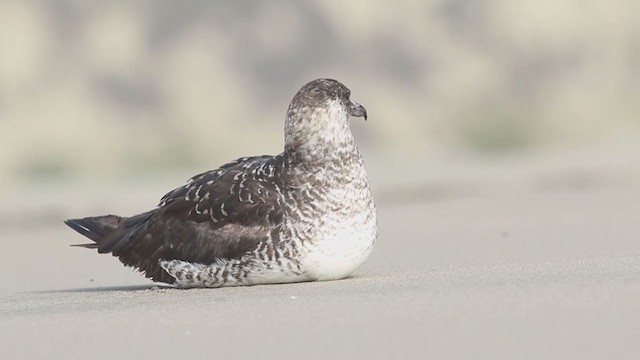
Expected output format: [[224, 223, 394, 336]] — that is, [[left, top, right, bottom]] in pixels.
[[298, 173, 378, 281]]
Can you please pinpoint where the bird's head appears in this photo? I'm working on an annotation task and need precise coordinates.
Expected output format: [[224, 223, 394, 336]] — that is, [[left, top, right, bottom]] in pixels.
[[284, 78, 367, 155]]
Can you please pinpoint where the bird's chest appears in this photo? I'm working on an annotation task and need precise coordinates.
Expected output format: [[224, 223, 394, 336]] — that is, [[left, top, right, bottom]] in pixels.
[[292, 183, 378, 281]]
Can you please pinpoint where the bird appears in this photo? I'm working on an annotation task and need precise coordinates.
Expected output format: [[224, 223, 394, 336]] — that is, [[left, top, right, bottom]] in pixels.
[[65, 78, 377, 288]]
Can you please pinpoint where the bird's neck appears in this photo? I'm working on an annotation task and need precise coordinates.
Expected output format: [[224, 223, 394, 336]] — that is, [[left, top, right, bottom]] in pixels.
[[284, 106, 360, 166]]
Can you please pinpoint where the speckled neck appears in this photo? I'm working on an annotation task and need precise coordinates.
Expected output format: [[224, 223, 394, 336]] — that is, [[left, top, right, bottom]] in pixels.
[[284, 101, 360, 170]]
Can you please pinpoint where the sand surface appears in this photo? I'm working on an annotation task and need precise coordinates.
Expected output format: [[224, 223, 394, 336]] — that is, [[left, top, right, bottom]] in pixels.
[[1, 141, 640, 359]]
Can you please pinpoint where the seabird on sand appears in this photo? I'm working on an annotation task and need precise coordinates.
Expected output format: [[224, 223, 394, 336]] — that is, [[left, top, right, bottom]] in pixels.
[[65, 78, 377, 288]]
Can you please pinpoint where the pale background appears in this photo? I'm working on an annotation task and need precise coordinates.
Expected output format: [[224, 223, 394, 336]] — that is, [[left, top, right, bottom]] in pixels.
[[1, 1, 639, 359], [1, 0, 639, 183]]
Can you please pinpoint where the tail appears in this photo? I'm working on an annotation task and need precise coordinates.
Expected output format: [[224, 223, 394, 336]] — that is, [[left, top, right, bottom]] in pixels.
[[64, 211, 154, 254], [64, 215, 123, 249]]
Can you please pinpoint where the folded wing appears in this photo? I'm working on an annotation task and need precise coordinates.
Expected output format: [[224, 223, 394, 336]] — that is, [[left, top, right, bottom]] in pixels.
[[65, 155, 286, 283]]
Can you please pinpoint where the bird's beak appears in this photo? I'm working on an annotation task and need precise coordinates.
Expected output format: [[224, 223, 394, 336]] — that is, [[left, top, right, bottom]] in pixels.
[[348, 101, 368, 121]]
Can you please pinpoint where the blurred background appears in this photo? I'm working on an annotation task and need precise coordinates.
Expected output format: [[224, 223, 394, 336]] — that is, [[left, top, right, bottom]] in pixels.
[[1, 0, 640, 247], [1, 0, 639, 187], [2, 3, 640, 357]]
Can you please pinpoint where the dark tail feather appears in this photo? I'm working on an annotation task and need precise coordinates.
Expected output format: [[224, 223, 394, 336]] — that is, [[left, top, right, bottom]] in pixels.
[[65, 211, 154, 255], [64, 215, 123, 244], [99, 211, 153, 254], [70, 243, 98, 249]]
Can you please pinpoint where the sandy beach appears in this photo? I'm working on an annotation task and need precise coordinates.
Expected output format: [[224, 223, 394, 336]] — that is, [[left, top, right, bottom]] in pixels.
[[1, 140, 639, 359]]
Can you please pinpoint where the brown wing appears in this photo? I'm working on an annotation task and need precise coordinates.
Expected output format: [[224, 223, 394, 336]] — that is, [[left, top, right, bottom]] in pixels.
[[91, 155, 287, 283]]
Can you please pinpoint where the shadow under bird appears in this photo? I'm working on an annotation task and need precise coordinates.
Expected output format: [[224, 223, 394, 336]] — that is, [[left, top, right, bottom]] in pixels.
[[65, 78, 377, 288]]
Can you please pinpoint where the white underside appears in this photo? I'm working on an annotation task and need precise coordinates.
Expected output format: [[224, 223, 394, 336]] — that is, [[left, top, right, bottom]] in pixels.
[[160, 223, 376, 287], [299, 222, 376, 281]]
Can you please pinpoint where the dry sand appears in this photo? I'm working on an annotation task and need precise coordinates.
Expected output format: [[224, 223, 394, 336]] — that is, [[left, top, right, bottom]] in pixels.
[[1, 140, 639, 359]]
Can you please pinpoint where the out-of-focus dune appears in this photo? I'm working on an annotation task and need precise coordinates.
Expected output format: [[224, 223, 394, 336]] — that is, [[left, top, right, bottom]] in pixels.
[[1, 1, 639, 184]]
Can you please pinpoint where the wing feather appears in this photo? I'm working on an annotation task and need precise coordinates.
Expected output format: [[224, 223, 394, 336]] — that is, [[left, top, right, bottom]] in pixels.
[[107, 155, 286, 282]]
